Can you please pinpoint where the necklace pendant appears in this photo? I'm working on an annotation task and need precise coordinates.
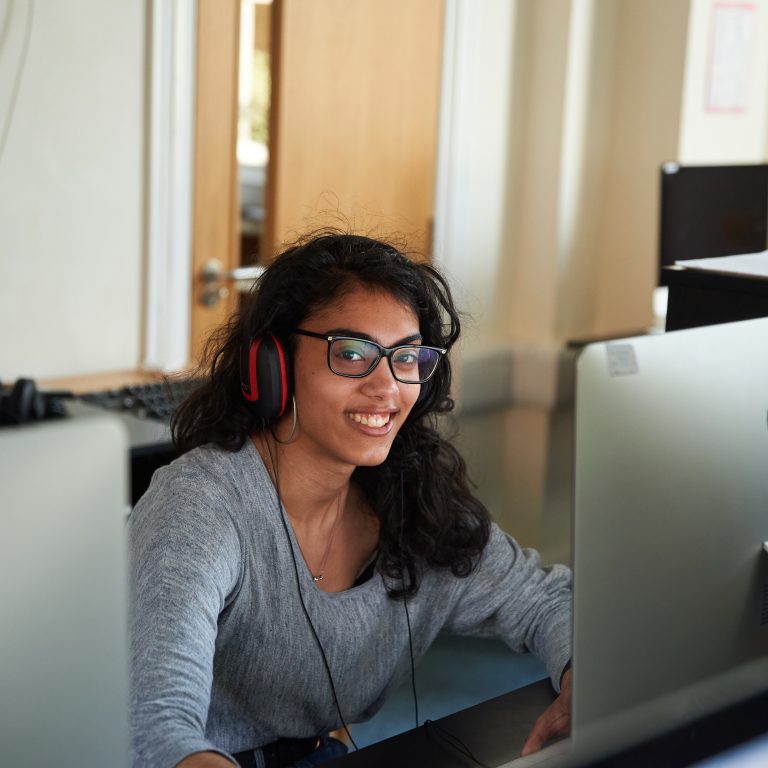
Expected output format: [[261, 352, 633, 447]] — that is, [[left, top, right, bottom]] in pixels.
[[312, 574, 324, 582]]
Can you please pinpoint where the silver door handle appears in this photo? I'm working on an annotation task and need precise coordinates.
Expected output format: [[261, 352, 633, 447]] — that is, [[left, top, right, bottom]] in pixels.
[[199, 259, 265, 306]]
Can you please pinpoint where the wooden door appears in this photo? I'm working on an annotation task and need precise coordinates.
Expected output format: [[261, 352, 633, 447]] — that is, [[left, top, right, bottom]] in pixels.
[[189, 0, 242, 364], [188, 0, 444, 364], [264, 0, 444, 260]]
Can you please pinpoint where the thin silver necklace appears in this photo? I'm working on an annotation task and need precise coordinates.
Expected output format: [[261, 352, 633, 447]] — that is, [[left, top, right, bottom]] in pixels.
[[258, 434, 345, 583], [312, 494, 343, 582]]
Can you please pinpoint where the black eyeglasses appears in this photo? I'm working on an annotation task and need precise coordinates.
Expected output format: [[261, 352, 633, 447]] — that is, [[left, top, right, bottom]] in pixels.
[[293, 329, 446, 384]]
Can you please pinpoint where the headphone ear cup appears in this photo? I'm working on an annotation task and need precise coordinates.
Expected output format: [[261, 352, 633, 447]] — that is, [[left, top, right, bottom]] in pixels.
[[0, 382, 9, 424], [8, 378, 45, 424], [240, 335, 292, 418]]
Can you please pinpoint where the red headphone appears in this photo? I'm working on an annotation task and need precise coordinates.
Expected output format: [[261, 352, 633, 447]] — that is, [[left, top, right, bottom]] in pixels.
[[240, 335, 292, 418]]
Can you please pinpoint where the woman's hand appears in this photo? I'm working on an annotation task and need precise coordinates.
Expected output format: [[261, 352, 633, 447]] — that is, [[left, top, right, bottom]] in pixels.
[[521, 668, 572, 756]]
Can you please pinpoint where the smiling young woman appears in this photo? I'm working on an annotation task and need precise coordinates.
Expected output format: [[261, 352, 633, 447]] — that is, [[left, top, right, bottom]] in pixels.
[[128, 232, 573, 768]]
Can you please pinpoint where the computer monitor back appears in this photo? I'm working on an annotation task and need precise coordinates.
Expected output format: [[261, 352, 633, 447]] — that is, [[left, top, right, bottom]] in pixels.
[[571, 317, 768, 760], [0, 413, 130, 767]]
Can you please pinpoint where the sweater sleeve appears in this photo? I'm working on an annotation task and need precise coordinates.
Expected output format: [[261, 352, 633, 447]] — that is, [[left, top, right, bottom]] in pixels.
[[128, 463, 242, 768], [444, 524, 572, 692]]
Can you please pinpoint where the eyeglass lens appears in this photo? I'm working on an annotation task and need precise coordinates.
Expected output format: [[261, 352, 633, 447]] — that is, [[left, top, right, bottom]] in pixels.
[[330, 338, 439, 382]]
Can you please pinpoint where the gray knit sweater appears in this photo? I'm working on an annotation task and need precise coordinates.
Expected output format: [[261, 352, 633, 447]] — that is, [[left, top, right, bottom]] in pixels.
[[128, 440, 572, 767]]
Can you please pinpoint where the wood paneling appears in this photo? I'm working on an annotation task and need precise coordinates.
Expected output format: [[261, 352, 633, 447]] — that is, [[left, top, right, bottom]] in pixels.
[[264, 0, 444, 259]]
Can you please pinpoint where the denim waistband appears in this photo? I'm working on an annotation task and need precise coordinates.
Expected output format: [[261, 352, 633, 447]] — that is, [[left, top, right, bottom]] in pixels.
[[232, 736, 320, 768]]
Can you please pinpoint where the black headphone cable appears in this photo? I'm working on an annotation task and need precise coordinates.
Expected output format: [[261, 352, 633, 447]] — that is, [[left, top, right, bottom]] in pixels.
[[400, 470, 420, 730], [399, 474, 492, 768], [264, 437, 359, 751], [423, 719, 492, 768]]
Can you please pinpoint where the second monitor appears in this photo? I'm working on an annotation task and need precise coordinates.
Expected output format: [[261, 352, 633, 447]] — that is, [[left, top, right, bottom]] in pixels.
[[658, 163, 768, 285]]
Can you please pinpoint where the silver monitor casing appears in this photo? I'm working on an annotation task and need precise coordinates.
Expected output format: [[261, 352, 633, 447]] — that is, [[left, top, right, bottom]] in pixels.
[[0, 413, 130, 767], [570, 317, 768, 762]]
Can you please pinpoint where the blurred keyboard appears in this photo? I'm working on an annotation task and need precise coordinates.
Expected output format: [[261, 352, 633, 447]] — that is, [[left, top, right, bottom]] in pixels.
[[79, 378, 202, 423]]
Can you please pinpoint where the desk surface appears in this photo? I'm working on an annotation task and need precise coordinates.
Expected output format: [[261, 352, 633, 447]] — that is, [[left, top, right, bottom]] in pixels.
[[333, 679, 768, 768], [39, 369, 178, 452], [327, 680, 557, 768], [664, 265, 768, 331], [39, 368, 167, 394]]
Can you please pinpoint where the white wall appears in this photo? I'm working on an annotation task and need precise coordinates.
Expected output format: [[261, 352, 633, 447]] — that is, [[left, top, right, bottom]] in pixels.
[[588, 0, 690, 335], [436, 0, 694, 359], [433, 0, 517, 341], [4, 0, 768, 385], [0, 0, 146, 381], [679, 0, 768, 163], [437, 0, 768, 370]]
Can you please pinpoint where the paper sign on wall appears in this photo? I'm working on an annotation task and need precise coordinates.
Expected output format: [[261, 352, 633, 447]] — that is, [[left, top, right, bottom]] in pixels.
[[706, 2, 755, 113]]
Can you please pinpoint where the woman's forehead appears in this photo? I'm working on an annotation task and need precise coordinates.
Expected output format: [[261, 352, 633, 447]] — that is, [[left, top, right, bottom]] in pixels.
[[304, 285, 419, 330]]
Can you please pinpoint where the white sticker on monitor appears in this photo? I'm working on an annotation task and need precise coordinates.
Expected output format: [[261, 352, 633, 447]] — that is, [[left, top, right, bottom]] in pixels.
[[606, 344, 639, 376]]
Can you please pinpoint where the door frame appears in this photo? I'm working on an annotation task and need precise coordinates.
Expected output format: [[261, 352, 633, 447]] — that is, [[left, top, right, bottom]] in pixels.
[[144, 0, 241, 371], [143, 0, 197, 372]]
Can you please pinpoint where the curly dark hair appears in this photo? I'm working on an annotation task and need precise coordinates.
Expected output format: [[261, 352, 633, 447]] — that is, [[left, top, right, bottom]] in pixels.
[[172, 231, 491, 597]]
